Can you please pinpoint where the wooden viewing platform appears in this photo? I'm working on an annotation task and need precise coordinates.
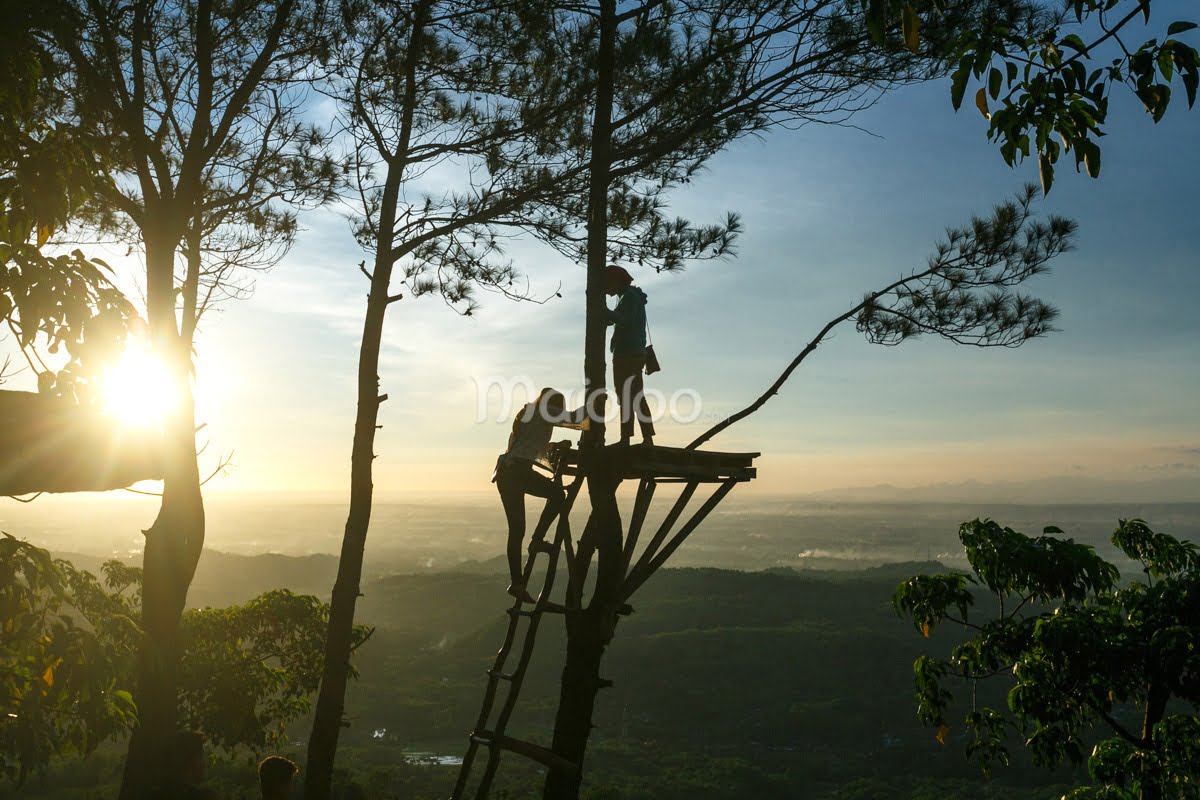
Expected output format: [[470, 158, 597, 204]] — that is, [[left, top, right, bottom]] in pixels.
[[559, 443, 758, 483], [453, 440, 759, 798]]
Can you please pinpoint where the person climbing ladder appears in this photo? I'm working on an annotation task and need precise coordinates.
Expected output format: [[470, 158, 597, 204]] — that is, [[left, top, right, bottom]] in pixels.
[[493, 388, 588, 602], [605, 265, 655, 446]]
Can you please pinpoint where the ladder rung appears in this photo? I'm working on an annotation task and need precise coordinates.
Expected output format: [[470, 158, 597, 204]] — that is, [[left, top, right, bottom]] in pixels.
[[528, 538, 557, 554], [471, 731, 579, 775], [505, 601, 568, 618]]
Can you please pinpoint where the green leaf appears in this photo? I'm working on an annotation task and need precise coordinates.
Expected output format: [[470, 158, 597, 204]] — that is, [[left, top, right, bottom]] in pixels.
[[1159, 48, 1175, 81], [1167, 21, 1198, 36], [951, 64, 970, 111], [1061, 34, 1087, 53], [989, 67, 1002, 99], [1137, 83, 1172, 121], [1069, 60, 1087, 91], [1039, 151, 1055, 194]]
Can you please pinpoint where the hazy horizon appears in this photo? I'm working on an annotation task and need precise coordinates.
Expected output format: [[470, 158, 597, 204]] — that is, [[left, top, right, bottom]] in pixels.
[[7, 488, 1199, 585]]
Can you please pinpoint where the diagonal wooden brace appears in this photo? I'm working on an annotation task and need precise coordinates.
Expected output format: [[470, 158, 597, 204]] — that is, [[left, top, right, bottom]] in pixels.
[[621, 477, 656, 576], [619, 478, 740, 603], [622, 479, 698, 584]]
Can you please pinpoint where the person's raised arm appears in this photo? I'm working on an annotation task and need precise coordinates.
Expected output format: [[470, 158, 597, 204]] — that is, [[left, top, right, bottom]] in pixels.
[[605, 296, 628, 327], [558, 403, 593, 431]]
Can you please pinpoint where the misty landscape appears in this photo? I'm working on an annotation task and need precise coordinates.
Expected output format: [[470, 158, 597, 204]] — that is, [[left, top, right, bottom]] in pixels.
[[5, 497, 1199, 798], [3, 0, 1199, 799], [9, 494, 1200, 577]]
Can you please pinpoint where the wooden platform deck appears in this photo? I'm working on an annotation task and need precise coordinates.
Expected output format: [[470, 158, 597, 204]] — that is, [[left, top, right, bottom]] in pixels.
[[560, 443, 758, 483]]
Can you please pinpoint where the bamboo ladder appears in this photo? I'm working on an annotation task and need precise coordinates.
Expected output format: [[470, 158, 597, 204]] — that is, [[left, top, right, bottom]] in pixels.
[[450, 452, 586, 800]]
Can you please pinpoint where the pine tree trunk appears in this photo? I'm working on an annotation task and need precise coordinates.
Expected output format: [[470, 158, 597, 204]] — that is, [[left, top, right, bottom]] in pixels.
[[544, 2, 618, 797], [305, 8, 429, 789], [118, 230, 206, 800], [543, 609, 609, 800], [304, 168, 403, 800], [580, 0, 616, 425]]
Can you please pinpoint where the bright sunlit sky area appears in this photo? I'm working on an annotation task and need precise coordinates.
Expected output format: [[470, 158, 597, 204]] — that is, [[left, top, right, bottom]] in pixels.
[[8, 31, 1200, 501]]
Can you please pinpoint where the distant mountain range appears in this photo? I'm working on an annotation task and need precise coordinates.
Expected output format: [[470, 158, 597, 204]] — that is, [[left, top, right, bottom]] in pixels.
[[803, 474, 1200, 504]]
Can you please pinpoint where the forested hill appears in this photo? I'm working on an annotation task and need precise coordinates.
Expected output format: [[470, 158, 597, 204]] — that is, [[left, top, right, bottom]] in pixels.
[[333, 560, 1081, 799], [21, 553, 1083, 799]]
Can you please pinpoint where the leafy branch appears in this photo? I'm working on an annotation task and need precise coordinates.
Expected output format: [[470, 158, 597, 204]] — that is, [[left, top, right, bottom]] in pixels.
[[689, 184, 1073, 449]]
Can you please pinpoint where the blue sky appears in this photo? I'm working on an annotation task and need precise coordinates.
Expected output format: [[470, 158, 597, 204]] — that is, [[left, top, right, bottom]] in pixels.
[[0, 19, 1179, 501], [171, 61, 1200, 498]]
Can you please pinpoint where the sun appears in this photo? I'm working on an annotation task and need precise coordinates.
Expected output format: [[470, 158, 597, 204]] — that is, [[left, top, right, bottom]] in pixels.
[[99, 342, 180, 427]]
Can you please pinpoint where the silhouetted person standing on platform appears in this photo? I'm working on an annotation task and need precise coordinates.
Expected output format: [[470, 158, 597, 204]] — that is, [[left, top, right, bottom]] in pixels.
[[605, 265, 655, 446], [494, 388, 588, 602]]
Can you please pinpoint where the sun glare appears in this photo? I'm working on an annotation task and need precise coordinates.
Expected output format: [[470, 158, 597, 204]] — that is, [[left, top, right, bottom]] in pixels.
[[100, 343, 180, 427]]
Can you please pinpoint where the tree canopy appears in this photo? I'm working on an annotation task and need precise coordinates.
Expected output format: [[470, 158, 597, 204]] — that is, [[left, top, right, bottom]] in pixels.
[[0, 0, 135, 396], [895, 518, 1200, 800], [0, 535, 366, 784], [0, 536, 136, 785], [866, 0, 1200, 191]]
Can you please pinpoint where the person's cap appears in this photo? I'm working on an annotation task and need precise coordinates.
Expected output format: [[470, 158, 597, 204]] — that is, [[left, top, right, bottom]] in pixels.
[[605, 265, 633, 288]]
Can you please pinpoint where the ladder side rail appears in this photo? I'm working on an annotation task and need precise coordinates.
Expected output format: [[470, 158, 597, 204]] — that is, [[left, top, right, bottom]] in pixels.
[[451, 737, 482, 800], [472, 487, 565, 730], [522, 471, 567, 564], [472, 509, 572, 799], [452, 468, 580, 800], [454, 595, 525, 799], [620, 478, 740, 603], [471, 475, 584, 800]]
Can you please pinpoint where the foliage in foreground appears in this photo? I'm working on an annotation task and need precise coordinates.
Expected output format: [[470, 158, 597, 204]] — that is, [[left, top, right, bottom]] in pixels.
[[0, 536, 135, 784], [863, 0, 1200, 192], [0, 536, 370, 782], [896, 519, 1200, 799], [0, 0, 135, 392]]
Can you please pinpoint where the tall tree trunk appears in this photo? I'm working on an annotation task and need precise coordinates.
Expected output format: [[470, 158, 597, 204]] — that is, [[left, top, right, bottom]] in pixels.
[[580, 0, 616, 432], [544, 608, 610, 800], [305, 10, 429, 794], [304, 167, 403, 800], [119, 228, 206, 800], [545, 3, 618, 798]]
